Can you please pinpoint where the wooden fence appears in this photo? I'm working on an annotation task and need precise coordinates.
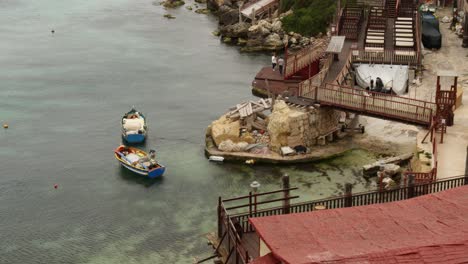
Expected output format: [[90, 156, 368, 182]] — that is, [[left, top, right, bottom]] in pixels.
[[217, 187, 298, 264], [351, 48, 418, 65], [404, 117, 439, 184], [298, 54, 333, 99], [334, 53, 353, 85], [220, 175, 468, 236], [316, 83, 435, 125], [284, 40, 327, 79]]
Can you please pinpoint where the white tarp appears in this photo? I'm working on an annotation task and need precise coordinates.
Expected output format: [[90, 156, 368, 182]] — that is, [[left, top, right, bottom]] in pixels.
[[123, 118, 144, 131], [354, 64, 409, 95]]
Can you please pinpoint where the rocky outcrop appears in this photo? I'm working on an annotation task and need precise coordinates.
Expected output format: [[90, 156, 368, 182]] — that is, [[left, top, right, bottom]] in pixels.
[[266, 100, 342, 153], [220, 22, 250, 38], [217, 5, 239, 25], [267, 101, 291, 152], [211, 115, 241, 146], [263, 33, 283, 49], [218, 140, 249, 152]]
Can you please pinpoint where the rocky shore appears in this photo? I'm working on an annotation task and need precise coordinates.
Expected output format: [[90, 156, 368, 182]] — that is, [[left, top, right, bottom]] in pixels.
[[208, 0, 320, 52]]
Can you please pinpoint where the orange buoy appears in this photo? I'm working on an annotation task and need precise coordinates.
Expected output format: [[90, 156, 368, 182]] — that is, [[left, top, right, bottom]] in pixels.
[[54, 184, 58, 189], [3, 123, 8, 129]]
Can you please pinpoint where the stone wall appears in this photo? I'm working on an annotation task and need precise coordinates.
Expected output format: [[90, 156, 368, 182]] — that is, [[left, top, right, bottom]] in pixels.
[[267, 100, 343, 153]]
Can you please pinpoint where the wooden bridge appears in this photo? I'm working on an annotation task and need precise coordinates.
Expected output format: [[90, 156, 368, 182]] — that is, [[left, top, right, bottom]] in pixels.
[[251, 2, 446, 127]]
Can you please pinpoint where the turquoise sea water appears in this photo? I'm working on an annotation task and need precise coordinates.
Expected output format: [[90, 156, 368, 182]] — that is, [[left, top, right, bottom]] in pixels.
[[0, 1, 378, 263]]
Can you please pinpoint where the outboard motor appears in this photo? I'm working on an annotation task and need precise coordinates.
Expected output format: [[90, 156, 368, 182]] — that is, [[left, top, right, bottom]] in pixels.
[[149, 150, 156, 160]]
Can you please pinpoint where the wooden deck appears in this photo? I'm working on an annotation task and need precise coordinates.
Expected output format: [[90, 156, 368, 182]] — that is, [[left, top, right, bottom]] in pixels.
[[252, 67, 301, 97]]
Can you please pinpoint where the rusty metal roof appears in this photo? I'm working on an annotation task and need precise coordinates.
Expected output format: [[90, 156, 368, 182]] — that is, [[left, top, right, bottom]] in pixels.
[[250, 185, 468, 263]]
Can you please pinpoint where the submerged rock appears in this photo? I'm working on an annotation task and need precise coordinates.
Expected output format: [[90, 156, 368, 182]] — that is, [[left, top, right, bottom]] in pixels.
[[163, 13, 176, 19], [195, 8, 210, 14], [162, 0, 185, 8]]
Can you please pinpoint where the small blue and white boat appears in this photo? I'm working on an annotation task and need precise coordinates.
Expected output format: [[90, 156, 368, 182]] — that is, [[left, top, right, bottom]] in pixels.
[[114, 145, 165, 178], [121, 107, 147, 143]]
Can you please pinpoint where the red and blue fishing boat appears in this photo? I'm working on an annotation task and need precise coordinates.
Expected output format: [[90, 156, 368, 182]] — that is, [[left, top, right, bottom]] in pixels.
[[121, 107, 147, 143], [114, 145, 165, 178]]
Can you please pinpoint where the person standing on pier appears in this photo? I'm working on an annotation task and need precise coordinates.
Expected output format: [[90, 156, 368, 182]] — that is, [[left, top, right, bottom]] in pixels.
[[278, 57, 284, 75], [272, 53, 277, 71]]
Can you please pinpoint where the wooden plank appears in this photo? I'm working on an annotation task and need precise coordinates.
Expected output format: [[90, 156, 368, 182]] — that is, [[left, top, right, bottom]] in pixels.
[[395, 41, 414, 47], [395, 28, 413, 33], [397, 17, 413, 21], [366, 39, 385, 44], [395, 24, 413, 29], [395, 33, 413, 37], [367, 32, 385, 36], [395, 37, 414, 42], [367, 36, 385, 40]]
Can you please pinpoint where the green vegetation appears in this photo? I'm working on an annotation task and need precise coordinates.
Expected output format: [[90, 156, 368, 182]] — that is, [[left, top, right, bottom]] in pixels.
[[280, 0, 358, 37], [281, 0, 336, 37]]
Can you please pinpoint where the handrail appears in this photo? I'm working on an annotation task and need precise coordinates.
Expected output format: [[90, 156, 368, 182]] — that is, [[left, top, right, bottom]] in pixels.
[[284, 40, 327, 79], [324, 82, 437, 107], [318, 83, 433, 124], [222, 187, 298, 202], [299, 54, 333, 98], [351, 48, 419, 66]]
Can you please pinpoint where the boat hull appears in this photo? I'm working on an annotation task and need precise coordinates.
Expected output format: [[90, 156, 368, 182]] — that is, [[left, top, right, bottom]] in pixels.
[[114, 146, 165, 179], [123, 133, 146, 143]]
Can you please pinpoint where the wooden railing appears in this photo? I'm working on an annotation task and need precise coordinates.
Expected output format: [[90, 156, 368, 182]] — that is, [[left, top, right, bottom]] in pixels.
[[334, 52, 353, 85], [404, 117, 439, 183], [415, 9, 422, 65], [217, 187, 298, 264], [299, 54, 333, 99], [224, 175, 468, 234], [241, 0, 279, 18], [316, 83, 435, 125], [351, 48, 418, 65], [284, 40, 327, 79], [218, 202, 250, 264]]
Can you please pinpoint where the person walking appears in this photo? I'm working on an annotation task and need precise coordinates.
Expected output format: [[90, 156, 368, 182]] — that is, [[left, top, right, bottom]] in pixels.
[[271, 53, 277, 71], [278, 57, 284, 75]]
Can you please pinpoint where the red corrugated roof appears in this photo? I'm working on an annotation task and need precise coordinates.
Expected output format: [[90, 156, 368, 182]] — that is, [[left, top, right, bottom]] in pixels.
[[250, 253, 281, 264], [250, 185, 468, 264]]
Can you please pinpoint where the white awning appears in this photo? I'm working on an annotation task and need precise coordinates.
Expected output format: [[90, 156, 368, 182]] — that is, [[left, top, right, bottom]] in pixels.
[[326, 36, 346, 54]]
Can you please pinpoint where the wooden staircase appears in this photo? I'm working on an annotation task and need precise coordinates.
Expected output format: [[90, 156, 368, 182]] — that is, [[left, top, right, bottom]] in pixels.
[[338, 6, 365, 40], [385, 0, 397, 18]]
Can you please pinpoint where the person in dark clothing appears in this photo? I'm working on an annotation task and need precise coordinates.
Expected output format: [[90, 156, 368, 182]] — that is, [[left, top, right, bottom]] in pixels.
[[370, 79, 374, 90], [374, 77, 384, 93]]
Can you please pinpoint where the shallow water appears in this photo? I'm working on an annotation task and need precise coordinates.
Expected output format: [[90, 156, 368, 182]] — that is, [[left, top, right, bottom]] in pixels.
[[0, 1, 377, 263]]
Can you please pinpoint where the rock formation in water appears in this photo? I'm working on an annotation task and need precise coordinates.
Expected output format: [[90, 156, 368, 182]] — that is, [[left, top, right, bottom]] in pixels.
[[206, 0, 320, 52], [206, 99, 347, 156]]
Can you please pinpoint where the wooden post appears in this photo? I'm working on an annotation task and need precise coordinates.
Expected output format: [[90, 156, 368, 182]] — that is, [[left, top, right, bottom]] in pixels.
[[238, 2, 243, 24], [218, 197, 222, 238], [282, 174, 290, 214], [463, 12, 468, 48], [344, 183, 353, 207], [465, 146, 468, 185], [407, 174, 415, 199], [249, 191, 253, 217]]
